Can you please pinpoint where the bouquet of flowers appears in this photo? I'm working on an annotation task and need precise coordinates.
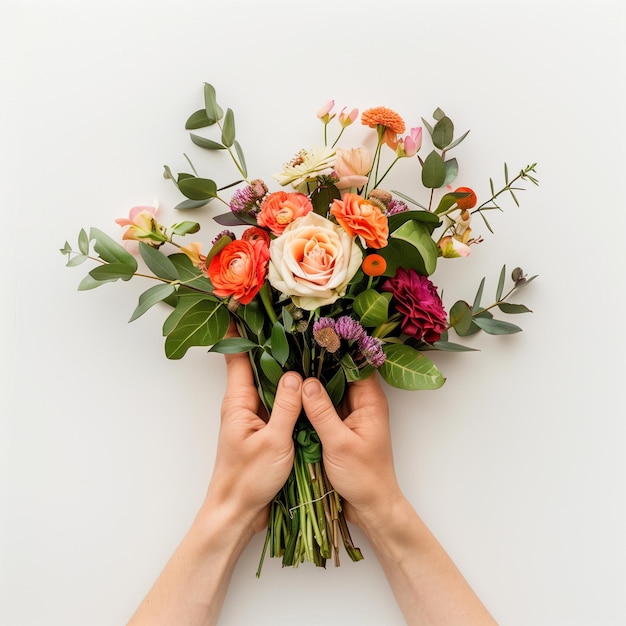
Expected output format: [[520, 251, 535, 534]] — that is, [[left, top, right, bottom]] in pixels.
[[61, 83, 538, 574]]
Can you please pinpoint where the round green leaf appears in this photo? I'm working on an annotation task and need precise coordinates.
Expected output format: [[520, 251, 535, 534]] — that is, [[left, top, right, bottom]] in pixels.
[[421, 150, 446, 189]]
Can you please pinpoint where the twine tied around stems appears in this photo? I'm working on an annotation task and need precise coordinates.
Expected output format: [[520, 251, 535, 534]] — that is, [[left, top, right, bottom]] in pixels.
[[288, 489, 336, 518]]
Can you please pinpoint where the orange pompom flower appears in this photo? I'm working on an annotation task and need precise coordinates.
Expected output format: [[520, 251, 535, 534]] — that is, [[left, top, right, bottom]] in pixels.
[[454, 187, 477, 210], [361, 107, 406, 134], [362, 254, 387, 277]]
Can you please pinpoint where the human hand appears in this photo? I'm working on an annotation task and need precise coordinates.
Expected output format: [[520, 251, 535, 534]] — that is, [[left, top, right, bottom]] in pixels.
[[301, 374, 403, 529], [205, 349, 302, 535]]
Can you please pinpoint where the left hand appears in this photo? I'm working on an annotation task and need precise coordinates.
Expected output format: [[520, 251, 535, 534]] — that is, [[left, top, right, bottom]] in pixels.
[[205, 348, 302, 534]]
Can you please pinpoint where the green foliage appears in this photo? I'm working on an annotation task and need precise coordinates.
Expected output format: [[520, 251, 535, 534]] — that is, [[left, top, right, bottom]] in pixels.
[[129, 284, 177, 322], [353, 290, 390, 327], [379, 344, 445, 390]]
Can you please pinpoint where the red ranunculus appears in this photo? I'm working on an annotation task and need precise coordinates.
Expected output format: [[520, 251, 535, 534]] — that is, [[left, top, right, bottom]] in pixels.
[[208, 239, 269, 305], [382, 268, 447, 343]]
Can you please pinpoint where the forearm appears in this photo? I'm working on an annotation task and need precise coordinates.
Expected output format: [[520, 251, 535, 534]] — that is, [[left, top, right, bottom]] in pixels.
[[359, 497, 497, 626], [127, 497, 254, 626]]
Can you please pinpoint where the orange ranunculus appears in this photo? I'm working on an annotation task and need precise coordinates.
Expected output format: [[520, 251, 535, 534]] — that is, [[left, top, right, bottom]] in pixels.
[[241, 226, 271, 247], [257, 191, 313, 236], [208, 239, 269, 305], [330, 193, 389, 249]]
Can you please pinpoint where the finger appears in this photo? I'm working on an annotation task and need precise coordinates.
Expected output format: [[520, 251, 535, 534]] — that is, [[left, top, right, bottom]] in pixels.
[[302, 377, 346, 444], [344, 373, 388, 416], [267, 372, 303, 437]]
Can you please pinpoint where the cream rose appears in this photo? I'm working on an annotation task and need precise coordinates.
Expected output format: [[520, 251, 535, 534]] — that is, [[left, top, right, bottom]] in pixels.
[[268, 212, 362, 310]]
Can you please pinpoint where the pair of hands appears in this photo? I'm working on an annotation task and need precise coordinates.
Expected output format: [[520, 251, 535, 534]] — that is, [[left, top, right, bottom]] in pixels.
[[206, 347, 401, 535]]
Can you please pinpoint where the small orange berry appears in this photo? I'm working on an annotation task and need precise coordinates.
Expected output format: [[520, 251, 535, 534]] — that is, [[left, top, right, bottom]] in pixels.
[[454, 186, 477, 210], [362, 254, 387, 277]]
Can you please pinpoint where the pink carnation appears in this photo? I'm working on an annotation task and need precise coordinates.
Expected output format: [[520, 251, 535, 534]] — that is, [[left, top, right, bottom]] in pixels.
[[382, 268, 447, 343]]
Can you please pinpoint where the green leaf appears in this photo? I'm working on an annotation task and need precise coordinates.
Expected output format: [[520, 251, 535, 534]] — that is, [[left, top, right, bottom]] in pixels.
[[178, 177, 218, 201], [203, 83, 223, 122], [390, 189, 428, 210], [90, 227, 138, 270], [78, 228, 89, 255], [171, 221, 201, 236], [432, 108, 446, 121], [205, 234, 233, 266], [190, 133, 225, 150], [185, 109, 216, 130], [353, 290, 390, 327], [421, 150, 446, 188], [310, 180, 341, 216], [221, 108, 236, 147], [164, 298, 230, 359], [472, 317, 522, 335], [432, 116, 454, 149], [242, 299, 265, 336], [496, 265, 506, 301], [89, 263, 135, 281], [129, 284, 176, 322], [77, 274, 117, 290], [259, 350, 284, 385], [169, 254, 214, 293], [379, 344, 445, 390], [498, 302, 532, 314], [139, 242, 179, 281], [325, 368, 346, 406], [390, 220, 438, 275], [270, 322, 290, 366], [443, 158, 458, 185], [388, 209, 441, 233], [434, 192, 469, 215], [66, 254, 87, 267], [209, 337, 259, 354], [446, 129, 470, 151], [174, 199, 209, 211], [234, 141, 247, 178], [472, 277, 486, 312], [449, 300, 473, 335], [431, 340, 478, 352]]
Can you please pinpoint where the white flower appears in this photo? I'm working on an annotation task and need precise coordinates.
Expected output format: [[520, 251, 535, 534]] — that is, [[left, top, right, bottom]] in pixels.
[[274, 146, 336, 189]]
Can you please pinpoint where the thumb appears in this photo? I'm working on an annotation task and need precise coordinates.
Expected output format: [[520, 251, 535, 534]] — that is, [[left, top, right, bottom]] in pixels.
[[302, 378, 345, 444], [267, 372, 303, 436]]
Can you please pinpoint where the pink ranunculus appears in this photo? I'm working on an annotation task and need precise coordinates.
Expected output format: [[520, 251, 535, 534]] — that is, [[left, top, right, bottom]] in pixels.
[[382, 268, 447, 343], [333, 147, 373, 190]]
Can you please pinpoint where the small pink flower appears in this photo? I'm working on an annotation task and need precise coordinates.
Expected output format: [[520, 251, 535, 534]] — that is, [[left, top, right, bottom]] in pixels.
[[316, 100, 335, 123], [338, 106, 358, 128], [396, 127, 423, 158], [115, 205, 165, 243]]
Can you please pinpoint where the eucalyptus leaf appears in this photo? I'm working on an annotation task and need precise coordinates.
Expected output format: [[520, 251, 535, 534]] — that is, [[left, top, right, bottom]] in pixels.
[[89, 263, 135, 281], [379, 344, 445, 390], [472, 277, 486, 312], [446, 129, 470, 151], [498, 302, 532, 314], [168, 254, 214, 293], [213, 210, 257, 227], [185, 109, 216, 130], [203, 83, 223, 122], [432, 116, 454, 149], [234, 141, 247, 178], [449, 300, 473, 335], [242, 299, 266, 336], [78, 229, 89, 255], [66, 254, 87, 267], [443, 158, 459, 185], [472, 317, 522, 335], [496, 265, 506, 301], [77, 274, 117, 291], [434, 191, 468, 215], [174, 199, 210, 211], [90, 227, 138, 270], [190, 133, 226, 150], [139, 242, 179, 281], [221, 108, 236, 147], [129, 284, 176, 322], [178, 177, 218, 201], [171, 221, 201, 236], [390, 189, 428, 210], [164, 298, 230, 359], [431, 340, 478, 352], [421, 150, 446, 189]]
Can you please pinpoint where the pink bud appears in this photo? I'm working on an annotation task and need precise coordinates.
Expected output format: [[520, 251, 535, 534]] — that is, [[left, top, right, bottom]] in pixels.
[[316, 100, 335, 122], [338, 106, 358, 127]]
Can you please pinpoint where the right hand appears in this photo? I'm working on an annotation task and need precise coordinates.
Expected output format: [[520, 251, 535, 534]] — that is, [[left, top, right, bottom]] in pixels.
[[301, 374, 403, 528]]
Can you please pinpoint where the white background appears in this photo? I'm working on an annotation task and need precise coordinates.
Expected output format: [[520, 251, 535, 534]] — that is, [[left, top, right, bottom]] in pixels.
[[3, 1, 625, 625]]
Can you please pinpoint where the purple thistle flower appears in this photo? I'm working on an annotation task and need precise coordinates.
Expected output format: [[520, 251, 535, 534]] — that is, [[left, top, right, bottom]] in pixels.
[[358, 334, 386, 368], [313, 317, 340, 353], [313, 317, 336, 333], [386, 198, 409, 216], [211, 230, 236, 245], [229, 186, 257, 215], [335, 316, 365, 341]]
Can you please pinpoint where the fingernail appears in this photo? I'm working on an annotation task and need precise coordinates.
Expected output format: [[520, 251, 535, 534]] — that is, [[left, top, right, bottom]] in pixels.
[[283, 372, 301, 391], [303, 379, 321, 397]]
